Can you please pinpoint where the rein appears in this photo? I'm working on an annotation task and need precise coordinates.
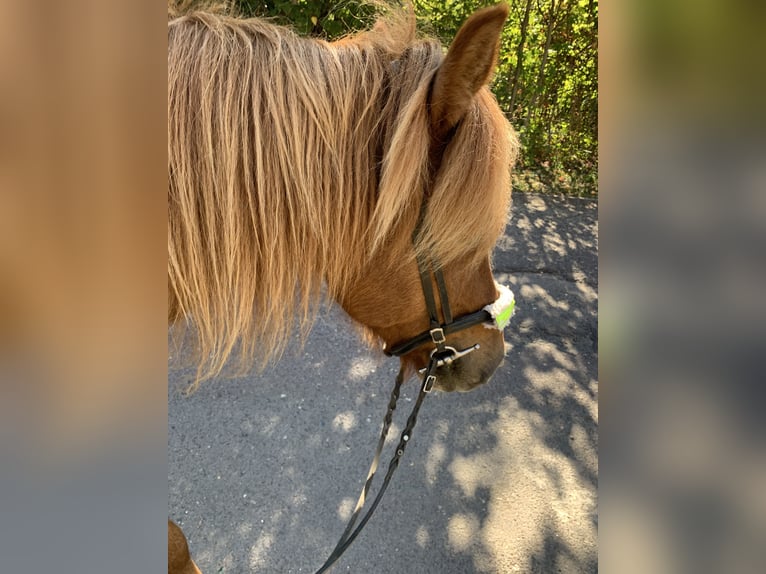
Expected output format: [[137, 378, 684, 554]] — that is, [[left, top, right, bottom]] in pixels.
[[312, 211, 514, 572]]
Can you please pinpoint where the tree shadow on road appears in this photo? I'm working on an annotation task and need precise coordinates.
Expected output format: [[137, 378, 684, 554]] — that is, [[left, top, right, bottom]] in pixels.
[[169, 192, 598, 573]]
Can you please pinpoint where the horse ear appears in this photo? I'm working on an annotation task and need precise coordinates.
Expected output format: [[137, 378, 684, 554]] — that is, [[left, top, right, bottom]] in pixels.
[[429, 4, 508, 142]]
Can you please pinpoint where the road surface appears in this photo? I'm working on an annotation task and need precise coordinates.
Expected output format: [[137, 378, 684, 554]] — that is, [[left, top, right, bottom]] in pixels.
[[169, 191, 598, 573]]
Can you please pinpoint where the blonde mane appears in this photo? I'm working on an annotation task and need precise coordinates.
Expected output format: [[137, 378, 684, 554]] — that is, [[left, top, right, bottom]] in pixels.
[[168, 5, 518, 385]]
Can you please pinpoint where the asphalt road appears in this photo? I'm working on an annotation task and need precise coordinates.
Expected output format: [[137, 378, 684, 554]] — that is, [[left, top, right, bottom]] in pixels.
[[169, 191, 598, 573]]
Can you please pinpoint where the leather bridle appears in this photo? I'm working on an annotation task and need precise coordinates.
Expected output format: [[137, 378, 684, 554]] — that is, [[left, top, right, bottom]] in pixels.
[[383, 247, 495, 376], [313, 206, 511, 573]]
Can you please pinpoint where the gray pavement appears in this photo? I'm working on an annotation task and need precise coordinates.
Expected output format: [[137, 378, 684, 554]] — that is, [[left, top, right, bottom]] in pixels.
[[169, 191, 598, 573]]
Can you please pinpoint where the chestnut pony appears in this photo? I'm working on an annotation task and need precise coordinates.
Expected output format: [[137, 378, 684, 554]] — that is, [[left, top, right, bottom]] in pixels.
[[168, 2, 517, 571]]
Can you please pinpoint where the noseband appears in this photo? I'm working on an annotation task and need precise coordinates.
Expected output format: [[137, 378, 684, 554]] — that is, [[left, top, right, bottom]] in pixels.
[[313, 208, 515, 573]]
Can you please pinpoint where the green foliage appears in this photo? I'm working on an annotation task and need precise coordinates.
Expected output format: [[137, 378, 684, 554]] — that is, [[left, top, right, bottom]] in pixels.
[[234, 0, 598, 194], [234, 1, 378, 37]]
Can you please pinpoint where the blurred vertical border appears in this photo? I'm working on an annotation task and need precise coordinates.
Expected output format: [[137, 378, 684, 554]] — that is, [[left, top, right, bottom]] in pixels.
[[602, 0, 766, 572], [0, 1, 166, 572]]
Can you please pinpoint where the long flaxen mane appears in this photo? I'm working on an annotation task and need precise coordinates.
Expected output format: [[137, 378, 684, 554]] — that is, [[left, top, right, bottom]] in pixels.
[[168, 3, 518, 386]]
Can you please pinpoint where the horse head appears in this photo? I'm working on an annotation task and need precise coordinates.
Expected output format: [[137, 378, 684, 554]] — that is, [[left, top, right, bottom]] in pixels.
[[168, 4, 517, 392], [340, 5, 517, 392]]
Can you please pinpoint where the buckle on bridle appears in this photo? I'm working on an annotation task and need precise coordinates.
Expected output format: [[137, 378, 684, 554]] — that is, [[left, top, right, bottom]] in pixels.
[[429, 327, 446, 344]]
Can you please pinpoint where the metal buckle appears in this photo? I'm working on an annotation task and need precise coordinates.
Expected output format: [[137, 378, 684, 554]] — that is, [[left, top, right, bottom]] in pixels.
[[423, 375, 436, 393], [429, 327, 446, 344]]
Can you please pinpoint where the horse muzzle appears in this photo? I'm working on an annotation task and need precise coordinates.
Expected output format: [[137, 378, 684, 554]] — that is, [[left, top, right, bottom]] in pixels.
[[405, 326, 506, 392]]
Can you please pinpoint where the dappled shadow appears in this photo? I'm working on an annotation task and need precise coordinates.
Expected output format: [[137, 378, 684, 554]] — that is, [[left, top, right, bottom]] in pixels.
[[495, 192, 598, 288], [169, 192, 598, 573]]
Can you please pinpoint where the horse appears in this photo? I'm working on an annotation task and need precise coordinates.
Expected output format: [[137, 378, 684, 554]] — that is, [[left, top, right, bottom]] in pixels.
[[168, 2, 518, 571]]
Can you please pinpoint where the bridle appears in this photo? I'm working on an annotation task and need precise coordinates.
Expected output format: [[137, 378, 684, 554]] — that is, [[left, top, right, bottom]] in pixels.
[[383, 247, 497, 377], [313, 206, 515, 573]]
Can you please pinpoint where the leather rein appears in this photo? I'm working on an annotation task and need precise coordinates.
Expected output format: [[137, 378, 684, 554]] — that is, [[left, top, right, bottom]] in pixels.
[[312, 213, 498, 573]]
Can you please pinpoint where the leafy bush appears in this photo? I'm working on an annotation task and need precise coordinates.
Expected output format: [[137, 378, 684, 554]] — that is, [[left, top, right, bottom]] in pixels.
[[235, 0, 598, 194]]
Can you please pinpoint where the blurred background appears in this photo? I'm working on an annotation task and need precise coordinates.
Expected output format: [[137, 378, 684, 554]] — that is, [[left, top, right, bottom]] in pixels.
[[1, 0, 765, 572], [0, 1, 166, 573], [600, 1, 766, 572]]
